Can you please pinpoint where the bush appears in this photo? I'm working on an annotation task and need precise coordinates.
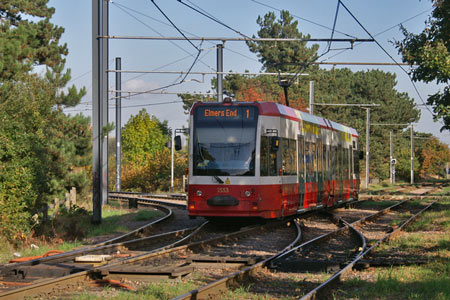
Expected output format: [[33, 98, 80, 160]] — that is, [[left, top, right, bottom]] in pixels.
[[121, 149, 187, 192]]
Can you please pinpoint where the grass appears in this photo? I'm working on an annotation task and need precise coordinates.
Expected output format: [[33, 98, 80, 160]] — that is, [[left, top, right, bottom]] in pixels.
[[70, 278, 200, 300], [433, 185, 450, 195], [358, 199, 398, 209], [334, 263, 450, 300], [333, 195, 450, 300], [135, 209, 163, 221], [0, 205, 164, 264]]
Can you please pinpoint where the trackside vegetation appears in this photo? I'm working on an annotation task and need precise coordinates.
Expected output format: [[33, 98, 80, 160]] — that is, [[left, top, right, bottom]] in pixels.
[[0, 1, 90, 244]]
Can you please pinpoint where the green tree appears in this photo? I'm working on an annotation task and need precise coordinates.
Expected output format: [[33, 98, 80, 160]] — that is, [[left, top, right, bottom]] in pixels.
[[0, 1, 90, 242], [246, 10, 319, 73], [0, 0, 68, 79], [396, 0, 450, 130], [179, 10, 421, 181], [122, 109, 169, 164], [415, 135, 450, 178], [121, 109, 187, 192]]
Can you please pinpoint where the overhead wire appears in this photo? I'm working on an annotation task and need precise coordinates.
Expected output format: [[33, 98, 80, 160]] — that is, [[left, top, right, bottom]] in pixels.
[[149, 0, 200, 51], [324, 7, 432, 61], [110, 0, 205, 98], [337, 0, 440, 124], [113, 2, 259, 63], [276, 0, 343, 90], [176, 0, 252, 39], [249, 0, 356, 39]]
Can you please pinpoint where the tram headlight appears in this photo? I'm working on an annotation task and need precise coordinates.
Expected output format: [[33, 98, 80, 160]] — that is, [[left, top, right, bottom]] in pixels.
[[244, 190, 251, 197], [196, 190, 203, 197]]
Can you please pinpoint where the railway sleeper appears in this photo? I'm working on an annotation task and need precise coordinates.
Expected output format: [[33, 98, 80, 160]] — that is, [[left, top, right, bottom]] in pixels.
[[2, 263, 92, 280], [187, 254, 263, 269], [100, 263, 194, 282]]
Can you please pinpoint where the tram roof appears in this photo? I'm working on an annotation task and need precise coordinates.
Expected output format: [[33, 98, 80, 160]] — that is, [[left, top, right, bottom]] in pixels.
[[261, 102, 358, 137], [190, 101, 358, 137]]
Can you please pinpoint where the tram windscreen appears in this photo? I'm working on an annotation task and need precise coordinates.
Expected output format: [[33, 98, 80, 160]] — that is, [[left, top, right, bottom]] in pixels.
[[193, 105, 258, 176]]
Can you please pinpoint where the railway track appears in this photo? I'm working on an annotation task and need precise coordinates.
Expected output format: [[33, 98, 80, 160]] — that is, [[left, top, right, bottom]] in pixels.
[[108, 192, 187, 208], [173, 193, 439, 299], [296, 198, 436, 300], [0, 197, 204, 299], [0, 185, 442, 299], [0, 219, 300, 299]]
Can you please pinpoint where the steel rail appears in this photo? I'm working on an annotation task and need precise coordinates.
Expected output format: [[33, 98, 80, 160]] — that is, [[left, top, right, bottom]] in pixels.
[[96, 204, 174, 246], [0, 221, 277, 299], [0, 222, 209, 297], [109, 191, 187, 200], [0, 203, 173, 274], [109, 193, 186, 208], [271, 198, 411, 266], [173, 219, 302, 300], [299, 200, 437, 300]]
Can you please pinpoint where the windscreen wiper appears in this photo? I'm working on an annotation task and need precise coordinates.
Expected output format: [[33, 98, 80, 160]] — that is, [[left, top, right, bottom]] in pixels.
[[213, 175, 224, 184]]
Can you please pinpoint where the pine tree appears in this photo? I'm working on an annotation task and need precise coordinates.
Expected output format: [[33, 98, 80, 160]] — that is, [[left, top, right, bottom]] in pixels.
[[0, 0, 91, 242]]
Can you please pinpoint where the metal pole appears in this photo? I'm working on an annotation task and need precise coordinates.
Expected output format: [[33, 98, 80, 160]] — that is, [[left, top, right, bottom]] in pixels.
[[217, 44, 223, 102], [390, 131, 393, 184], [92, 0, 109, 223], [365, 108, 370, 189], [115, 57, 121, 192], [309, 81, 314, 115], [411, 125, 414, 184], [171, 129, 174, 193]]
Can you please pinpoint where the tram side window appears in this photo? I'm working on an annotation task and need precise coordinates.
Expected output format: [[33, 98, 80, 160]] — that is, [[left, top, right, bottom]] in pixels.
[[331, 145, 337, 178], [347, 147, 351, 179], [305, 141, 314, 178], [298, 138, 304, 176], [353, 149, 360, 175], [269, 141, 278, 176], [344, 148, 349, 179], [338, 144, 343, 178], [260, 136, 269, 176], [282, 138, 297, 175], [317, 140, 323, 175], [312, 143, 317, 177], [260, 135, 278, 176]]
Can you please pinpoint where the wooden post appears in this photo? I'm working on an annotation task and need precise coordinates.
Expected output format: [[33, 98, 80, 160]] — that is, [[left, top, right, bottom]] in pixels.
[[70, 187, 77, 207], [54, 198, 60, 211], [65, 192, 70, 210]]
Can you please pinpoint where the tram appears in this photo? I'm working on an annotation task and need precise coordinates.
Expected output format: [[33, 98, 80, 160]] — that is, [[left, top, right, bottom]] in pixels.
[[178, 98, 360, 219]]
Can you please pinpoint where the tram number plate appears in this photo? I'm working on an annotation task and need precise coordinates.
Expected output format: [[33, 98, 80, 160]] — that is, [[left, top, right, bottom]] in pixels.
[[217, 187, 229, 193]]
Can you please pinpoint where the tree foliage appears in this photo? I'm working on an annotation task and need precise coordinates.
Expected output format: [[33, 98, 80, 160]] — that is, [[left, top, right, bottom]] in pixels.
[[396, 0, 450, 130], [120, 109, 187, 192], [246, 10, 319, 73], [122, 109, 170, 164], [179, 10, 424, 181], [0, 1, 90, 242], [416, 135, 450, 177]]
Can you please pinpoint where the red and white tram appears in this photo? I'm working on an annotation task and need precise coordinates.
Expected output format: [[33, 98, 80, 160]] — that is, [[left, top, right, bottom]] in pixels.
[[183, 99, 360, 219]]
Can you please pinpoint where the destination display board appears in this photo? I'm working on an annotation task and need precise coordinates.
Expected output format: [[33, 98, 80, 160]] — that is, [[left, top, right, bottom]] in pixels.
[[195, 105, 258, 121]]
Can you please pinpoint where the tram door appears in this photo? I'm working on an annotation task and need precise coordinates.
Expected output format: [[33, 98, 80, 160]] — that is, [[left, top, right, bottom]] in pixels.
[[298, 136, 305, 209], [349, 146, 354, 197]]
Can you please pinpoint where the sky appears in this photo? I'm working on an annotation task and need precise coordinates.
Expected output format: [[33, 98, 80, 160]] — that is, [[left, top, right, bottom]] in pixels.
[[47, 0, 449, 145]]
